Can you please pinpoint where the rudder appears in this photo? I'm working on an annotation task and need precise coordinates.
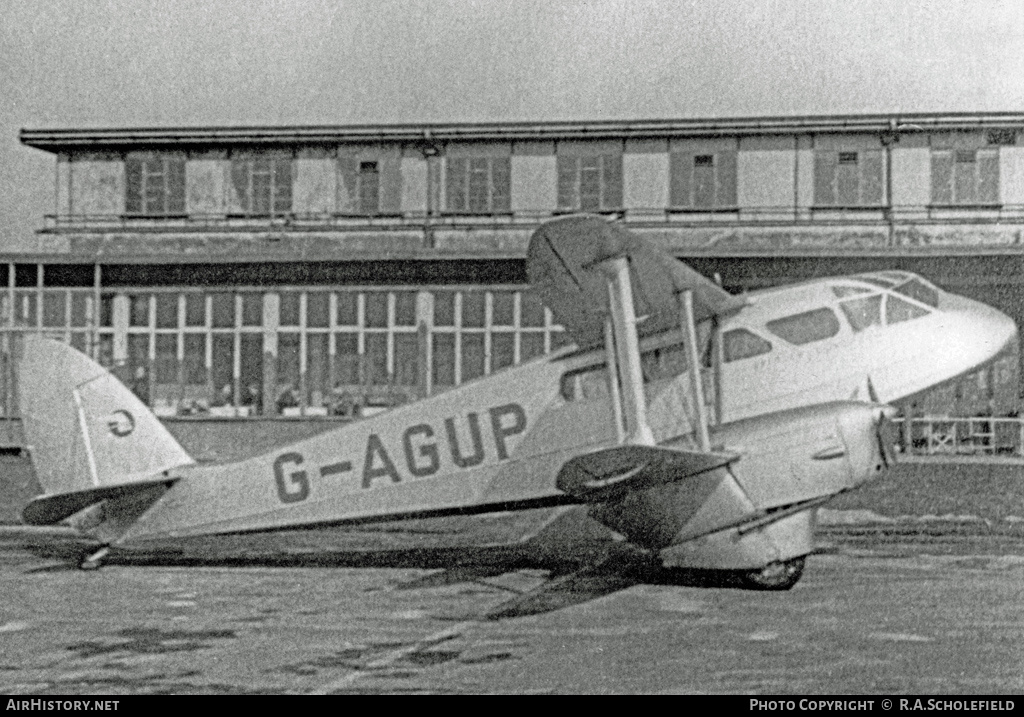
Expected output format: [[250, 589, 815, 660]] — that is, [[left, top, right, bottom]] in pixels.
[[17, 336, 194, 523]]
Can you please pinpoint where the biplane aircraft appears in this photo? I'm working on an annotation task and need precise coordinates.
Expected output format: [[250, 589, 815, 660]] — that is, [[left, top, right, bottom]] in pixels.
[[14, 215, 1018, 596]]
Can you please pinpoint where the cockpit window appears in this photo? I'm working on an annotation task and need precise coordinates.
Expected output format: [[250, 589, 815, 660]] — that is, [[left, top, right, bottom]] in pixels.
[[840, 295, 883, 332], [893, 278, 939, 308], [879, 271, 913, 283], [766, 308, 841, 345], [858, 276, 896, 289], [723, 329, 772, 363], [832, 285, 872, 298], [886, 295, 930, 324]]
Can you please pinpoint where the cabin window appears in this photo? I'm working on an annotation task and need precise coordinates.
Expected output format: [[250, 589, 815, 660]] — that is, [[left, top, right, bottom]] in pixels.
[[839, 295, 883, 332], [560, 365, 611, 402], [641, 343, 688, 382], [886, 295, 930, 325], [766, 308, 840, 346], [893, 278, 939, 308], [723, 328, 772, 363]]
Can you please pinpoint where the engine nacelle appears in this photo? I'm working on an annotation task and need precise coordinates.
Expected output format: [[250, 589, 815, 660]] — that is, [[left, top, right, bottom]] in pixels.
[[590, 401, 892, 570]]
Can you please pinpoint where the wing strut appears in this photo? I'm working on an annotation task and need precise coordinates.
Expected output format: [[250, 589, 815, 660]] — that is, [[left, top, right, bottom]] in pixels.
[[603, 318, 626, 444], [679, 290, 712, 451], [601, 255, 654, 445]]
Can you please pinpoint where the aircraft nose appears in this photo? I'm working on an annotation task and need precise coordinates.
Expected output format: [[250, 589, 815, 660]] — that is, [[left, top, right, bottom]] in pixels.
[[935, 294, 1019, 374], [949, 295, 1018, 360]]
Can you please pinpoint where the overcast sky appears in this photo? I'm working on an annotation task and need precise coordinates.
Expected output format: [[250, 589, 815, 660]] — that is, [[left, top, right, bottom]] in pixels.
[[2, 0, 1022, 250]]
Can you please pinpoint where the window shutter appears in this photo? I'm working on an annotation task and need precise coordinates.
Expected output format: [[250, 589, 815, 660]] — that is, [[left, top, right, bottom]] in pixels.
[[601, 153, 623, 209], [491, 156, 511, 213], [167, 159, 186, 215], [468, 158, 490, 213], [125, 159, 143, 214], [556, 154, 578, 210], [814, 151, 837, 206], [230, 159, 251, 214], [336, 155, 358, 213], [930, 150, 953, 205], [273, 158, 292, 214], [358, 162, 380, 214], [954, 151, 977, 205], [859, 150, 883, 206], [716, 151, 738, 207], [669, 152, 692, 207], [693, 156, 715, 208], [978, 149, 999, 204], [446, 157, 467, 212]]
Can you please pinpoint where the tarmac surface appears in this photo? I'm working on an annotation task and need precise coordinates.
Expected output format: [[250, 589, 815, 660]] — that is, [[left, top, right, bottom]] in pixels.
[[0, 516, 1023, 695]]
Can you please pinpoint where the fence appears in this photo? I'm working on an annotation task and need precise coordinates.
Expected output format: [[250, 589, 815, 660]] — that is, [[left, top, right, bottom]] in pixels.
[[896, 416, 1024, 457]]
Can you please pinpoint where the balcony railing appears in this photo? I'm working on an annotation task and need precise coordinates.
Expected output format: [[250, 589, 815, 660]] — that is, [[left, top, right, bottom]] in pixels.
[[41, 204, 1024, 234]]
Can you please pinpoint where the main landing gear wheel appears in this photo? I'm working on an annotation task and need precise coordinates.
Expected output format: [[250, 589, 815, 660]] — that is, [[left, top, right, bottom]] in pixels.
[[741, 556, 805, 591]]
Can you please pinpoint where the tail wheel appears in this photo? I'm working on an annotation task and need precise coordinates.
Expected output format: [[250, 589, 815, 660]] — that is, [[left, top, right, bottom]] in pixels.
[[741, 556, 805, 591]]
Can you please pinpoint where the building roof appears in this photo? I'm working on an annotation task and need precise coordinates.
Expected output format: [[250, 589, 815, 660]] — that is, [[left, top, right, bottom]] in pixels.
[[21, 112, 1024, 152]]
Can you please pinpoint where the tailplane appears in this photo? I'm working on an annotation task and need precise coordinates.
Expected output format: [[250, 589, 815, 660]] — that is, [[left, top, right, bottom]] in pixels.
[[18, 336, 194, 525]]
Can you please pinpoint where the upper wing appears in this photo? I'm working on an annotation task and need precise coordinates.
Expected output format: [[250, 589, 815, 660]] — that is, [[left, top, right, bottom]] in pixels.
[[526, 215, 747, 348]]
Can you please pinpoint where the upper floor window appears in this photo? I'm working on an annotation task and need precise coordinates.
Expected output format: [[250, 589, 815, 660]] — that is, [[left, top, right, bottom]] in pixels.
[[231, 155, 293, 216], [446, 156, 511, 214], [814, 150, 884, 207], [338, 155, 390, 215], [125, 157, 186, 216], [557, 152, 623, 212], [357, 161, 380, 214], [670, 151, 738, 209], [930, 148, 999, 206]]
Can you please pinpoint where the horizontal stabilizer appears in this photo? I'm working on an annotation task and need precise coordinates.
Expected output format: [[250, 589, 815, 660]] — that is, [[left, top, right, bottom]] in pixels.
[[21, 477, 179, 526], [556, 444, 738, 503], [527, 215, 747, 347]]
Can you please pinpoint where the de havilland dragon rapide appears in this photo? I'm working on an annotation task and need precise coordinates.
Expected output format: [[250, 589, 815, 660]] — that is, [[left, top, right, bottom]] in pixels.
[[15, 215, 1018, 595]]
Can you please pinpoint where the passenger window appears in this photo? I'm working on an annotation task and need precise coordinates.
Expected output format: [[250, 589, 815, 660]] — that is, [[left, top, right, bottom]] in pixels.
[[894, 279, 939, 308], [723, 328, 772, 363], [641, 343, 688, 382], [560, 365, 610, 401], [886, 295, 929, 324], [766, 308, 840, 345], [840, 295, 883, 332]]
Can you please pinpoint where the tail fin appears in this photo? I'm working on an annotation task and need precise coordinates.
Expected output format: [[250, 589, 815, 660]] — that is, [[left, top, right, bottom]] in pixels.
[[18, 336, 194, 523]]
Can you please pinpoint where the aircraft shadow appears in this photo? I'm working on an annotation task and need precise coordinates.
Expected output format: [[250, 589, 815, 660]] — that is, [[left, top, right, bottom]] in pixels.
[[10, 530, 777, 618]]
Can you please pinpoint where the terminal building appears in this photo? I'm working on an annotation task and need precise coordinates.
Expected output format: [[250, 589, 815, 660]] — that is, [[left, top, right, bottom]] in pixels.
[[8, 112, 1024, 451]]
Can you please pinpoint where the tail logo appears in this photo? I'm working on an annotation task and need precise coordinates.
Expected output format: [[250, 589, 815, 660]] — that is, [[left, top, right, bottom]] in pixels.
[[107, 410, 136, 437]]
